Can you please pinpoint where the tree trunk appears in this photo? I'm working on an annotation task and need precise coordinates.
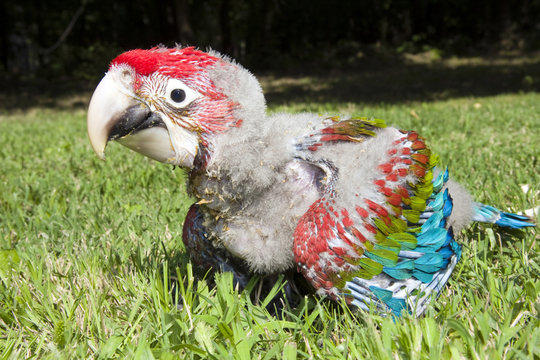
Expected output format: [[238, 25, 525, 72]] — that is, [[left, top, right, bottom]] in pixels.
[[0, 0, 7, 70], [173, 0, 194, 45], [219, 0, 233, 56]]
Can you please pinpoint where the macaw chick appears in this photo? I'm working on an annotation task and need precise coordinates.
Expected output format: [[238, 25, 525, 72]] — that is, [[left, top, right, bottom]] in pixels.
[[87, 46, 534, 317]]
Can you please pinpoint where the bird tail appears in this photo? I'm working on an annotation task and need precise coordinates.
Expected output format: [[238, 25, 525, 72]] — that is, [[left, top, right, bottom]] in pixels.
[[472, 203, 535, 229]]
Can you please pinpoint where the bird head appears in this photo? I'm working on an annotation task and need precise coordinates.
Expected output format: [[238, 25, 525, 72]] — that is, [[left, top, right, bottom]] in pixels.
[[87, 47, 266, 167]]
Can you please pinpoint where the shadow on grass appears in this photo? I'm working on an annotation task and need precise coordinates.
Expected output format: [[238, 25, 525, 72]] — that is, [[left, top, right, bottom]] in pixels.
[[262, 54, 540, 106], [126, 239, 192, 280], [0, 77, 97, 113], [1, 53, 539, 112]]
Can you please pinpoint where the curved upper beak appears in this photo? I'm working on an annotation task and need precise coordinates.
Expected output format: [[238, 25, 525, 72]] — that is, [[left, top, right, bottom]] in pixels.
[[87, 73, 135, 159], [87, 72, 176, 163]]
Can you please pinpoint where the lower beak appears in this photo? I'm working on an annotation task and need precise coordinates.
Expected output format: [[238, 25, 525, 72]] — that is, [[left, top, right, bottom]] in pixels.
[[87, 73, 176, 163]]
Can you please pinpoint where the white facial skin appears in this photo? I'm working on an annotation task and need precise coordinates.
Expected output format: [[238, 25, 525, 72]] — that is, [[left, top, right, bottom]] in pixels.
[[87, 66, 202, 168]]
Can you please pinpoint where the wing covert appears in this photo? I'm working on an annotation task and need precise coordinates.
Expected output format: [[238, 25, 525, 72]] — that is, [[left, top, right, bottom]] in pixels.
[[293, 126, 461, 317]]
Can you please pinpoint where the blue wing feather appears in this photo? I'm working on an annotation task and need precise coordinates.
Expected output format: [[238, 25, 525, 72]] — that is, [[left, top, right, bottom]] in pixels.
[[473, 204, 534, 229], [345, 165, 460, 316]]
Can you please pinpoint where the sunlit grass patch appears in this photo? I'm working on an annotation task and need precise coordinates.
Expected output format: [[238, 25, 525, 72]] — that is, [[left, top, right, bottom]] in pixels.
[[0, 90, 538, 358]]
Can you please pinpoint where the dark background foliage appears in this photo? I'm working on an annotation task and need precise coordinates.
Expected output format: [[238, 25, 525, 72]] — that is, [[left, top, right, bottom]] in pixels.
[[2, 0, 540, 80]]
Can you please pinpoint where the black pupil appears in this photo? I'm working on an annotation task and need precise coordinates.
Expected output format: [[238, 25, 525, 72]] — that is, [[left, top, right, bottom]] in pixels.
[[170, 89, 186, 103]]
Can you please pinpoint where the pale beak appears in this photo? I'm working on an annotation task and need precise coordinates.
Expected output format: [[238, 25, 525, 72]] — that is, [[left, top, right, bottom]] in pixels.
[[87, 72, 177, 163]]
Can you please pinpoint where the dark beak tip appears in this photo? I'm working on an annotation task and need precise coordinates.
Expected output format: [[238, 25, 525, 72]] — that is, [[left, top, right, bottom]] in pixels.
[[108, 106, 166, 140]]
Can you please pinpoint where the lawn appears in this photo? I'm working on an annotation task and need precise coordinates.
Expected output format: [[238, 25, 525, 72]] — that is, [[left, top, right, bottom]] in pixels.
[[0, 56, 539, 359]]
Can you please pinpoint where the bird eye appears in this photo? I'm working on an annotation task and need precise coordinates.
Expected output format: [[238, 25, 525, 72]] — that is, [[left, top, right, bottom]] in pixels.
[[170, 89, 186, 103], [165, 79, 200, 108]]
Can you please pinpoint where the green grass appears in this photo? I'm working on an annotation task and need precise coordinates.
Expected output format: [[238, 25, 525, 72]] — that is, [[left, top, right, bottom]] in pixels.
[[0, 86, 539, 358]]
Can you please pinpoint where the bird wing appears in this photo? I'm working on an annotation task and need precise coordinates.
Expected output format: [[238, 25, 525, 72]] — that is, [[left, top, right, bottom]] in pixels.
[[293, 118, 460, 317]]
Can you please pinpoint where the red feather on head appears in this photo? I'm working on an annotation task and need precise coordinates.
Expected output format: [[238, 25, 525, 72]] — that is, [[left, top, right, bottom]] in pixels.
[[110, 47, 219, 78]]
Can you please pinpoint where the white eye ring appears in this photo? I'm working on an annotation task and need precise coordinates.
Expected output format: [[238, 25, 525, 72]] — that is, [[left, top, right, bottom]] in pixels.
[[165, 79, 200, 107]]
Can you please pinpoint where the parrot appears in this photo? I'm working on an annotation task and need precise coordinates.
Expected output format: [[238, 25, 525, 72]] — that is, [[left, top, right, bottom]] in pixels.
[[87, 46, 534, 317]]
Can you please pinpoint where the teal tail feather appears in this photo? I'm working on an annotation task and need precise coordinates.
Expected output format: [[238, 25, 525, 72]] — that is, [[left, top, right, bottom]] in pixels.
[[472, 203, 535, 229]]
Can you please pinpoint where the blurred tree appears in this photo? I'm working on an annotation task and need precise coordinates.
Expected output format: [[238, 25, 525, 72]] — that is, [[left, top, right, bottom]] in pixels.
[[1, 0, 539, 78]]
